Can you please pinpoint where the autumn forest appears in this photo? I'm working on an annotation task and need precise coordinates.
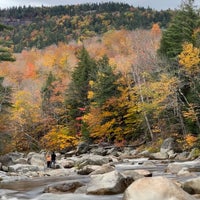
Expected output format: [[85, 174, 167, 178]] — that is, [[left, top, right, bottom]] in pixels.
[[0, 0, 200, 154]]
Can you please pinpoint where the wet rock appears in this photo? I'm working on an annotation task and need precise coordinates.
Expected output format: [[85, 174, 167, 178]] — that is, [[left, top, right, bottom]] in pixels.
[[76, 154, 110, 168], [121, 170, 143, 181], [77, 165, 100, 175], [8, 164, 39, 173], [90, 163, 115, 175], [166, 160, 200, 174], [61, 159, 75, 168], [177, 167, 197, 177], [43, 181, 84, 193], [182, 177, 200, 194], [149, 152, 169, 160]]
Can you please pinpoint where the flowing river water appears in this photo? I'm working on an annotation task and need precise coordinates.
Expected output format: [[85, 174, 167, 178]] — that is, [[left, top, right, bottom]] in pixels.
[[0, 158, 196, 200], [0, 174, 123, 200]]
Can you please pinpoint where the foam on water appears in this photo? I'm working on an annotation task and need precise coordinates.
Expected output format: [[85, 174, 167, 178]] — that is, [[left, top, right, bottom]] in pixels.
[[1, 196, 18, 200]]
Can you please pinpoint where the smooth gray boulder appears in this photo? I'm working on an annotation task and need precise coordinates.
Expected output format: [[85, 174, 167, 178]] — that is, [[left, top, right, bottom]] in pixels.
[[123, 176, 196, 200]]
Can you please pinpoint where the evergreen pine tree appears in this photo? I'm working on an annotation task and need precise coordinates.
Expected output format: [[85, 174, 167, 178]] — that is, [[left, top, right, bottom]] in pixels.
[[41, 71, 56, 115], [0, 24, 15, 62], [91, 55, 121, 106], [158, 0, 199, 61], [66, 47, 97, 119]]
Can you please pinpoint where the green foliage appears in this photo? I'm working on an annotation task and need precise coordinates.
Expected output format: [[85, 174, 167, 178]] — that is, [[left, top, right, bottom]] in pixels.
[[65, 47, 97, 138], [41, 71, 67, 126], [0, 77, 12, 112], [147, 138, 163, 153], [90, 55, 121, 106], [66, 47, 96, 117], [1, 1, 200, 151], [0, 23, 15, 62], [41, 71, 56, 113], [158, 0, 199, 61]]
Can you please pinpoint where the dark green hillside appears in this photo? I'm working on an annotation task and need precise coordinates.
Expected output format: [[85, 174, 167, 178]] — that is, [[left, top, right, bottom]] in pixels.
[[0, 2, 174, 52]]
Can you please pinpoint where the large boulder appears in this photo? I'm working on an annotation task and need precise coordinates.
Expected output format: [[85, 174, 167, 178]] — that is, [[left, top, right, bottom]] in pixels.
[[182, 177, 200, 194], [0, 152, 24, 167], [75, 154, 110, 168], [86, 170, 132, 195], [75, 142, 90, 155], [123, 176, 196, 200], [0, 155, 13, 168], [27, 152, 45, 168], [160, 137, 176, 153]]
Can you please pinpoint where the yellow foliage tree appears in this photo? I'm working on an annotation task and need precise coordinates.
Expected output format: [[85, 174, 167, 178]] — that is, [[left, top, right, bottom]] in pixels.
[[178, 42, 200, 132], [135, 74, 178, 137], [41, 125, 79, 150], [11, 90, 42, 151], [178, 42, 200, 75]]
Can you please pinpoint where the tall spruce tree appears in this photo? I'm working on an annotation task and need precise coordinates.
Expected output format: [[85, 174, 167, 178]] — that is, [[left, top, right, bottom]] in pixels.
[[91, 55, 121, 106], [66, 47, 97, 119], [0, 24, 15, 62], [0, 24, 15, 153], [158, 0, 199, 61]]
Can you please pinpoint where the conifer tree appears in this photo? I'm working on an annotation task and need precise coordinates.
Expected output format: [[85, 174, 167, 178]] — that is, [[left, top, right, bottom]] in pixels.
[[90, 55, 121, 106], [0, 24, 15, 153], [158, 0, 199, 61], [41, 71, 56, 115], [0, 24, 15, 62], [66, 47, 96, 114], [66, 47, 97, 137]]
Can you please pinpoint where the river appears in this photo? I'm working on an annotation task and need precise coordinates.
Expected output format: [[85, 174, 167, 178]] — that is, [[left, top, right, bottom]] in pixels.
[[0, 158, 196, 200]]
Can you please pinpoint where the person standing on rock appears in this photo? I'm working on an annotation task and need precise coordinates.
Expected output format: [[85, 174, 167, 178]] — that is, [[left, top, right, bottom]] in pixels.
[[46, 153, 51, 168], [51, 151, 56, 168]]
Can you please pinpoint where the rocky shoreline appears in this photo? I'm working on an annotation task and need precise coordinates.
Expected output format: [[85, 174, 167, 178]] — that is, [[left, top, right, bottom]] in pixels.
[[0, 138, 200, 200]]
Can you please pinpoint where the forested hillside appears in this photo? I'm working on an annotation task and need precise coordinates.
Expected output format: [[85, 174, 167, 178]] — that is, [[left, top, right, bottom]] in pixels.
[[0, 2, 173, 52], [0, 0, 200, 155]]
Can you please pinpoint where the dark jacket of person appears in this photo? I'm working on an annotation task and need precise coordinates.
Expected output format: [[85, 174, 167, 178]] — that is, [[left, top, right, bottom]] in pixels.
[[51, 152, 56, 162]]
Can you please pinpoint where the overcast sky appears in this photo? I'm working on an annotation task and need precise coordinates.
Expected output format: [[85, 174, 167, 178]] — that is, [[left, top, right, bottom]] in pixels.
[[0, 0, 200, 10]]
